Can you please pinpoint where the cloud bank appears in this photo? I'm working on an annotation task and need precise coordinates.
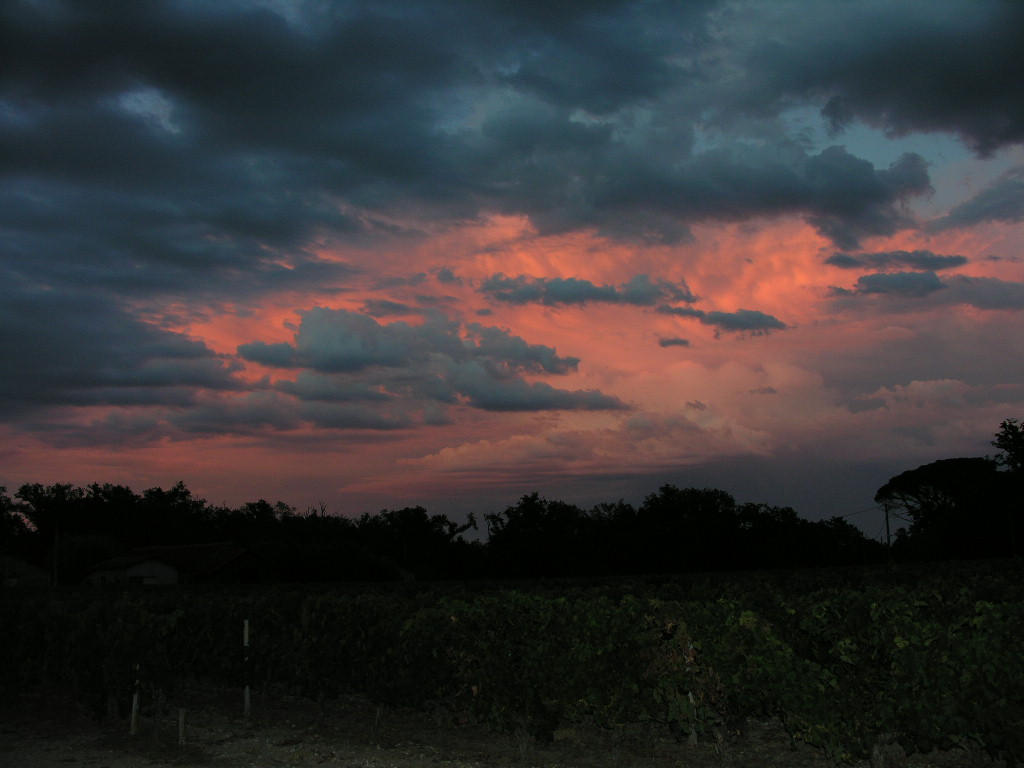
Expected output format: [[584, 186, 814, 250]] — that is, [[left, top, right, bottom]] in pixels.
[[1, 0, 1022, 526]]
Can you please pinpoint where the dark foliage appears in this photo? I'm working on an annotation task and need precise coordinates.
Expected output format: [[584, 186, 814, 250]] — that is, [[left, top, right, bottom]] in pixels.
[[6, 479, 887, 584], [874, 417, 1024, 560], [6, 419, 1020, 583]]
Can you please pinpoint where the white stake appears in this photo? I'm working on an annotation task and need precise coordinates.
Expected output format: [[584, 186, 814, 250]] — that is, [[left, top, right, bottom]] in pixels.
[[243, 619, 251, 719], [130, 692, 139, 736], [130, 665, 140, 736]]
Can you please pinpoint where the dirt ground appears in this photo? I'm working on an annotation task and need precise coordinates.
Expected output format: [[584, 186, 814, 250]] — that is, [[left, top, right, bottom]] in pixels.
[[0, 685, 1003, 768]]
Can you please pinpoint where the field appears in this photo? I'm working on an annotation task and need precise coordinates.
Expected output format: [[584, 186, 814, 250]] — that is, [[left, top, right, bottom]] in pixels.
[[1, 560, 1021, 767], [0, 684, 994, 768]]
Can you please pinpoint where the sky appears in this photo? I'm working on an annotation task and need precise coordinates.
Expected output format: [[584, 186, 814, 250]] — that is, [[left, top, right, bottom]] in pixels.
[[2, 0, 1024, 538]]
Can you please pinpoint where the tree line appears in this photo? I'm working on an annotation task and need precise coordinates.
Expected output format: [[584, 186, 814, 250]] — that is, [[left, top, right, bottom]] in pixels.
[[2, 419, 1020, 583]]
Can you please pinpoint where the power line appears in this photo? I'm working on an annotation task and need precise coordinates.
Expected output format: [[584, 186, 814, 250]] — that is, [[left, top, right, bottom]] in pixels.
[[835, 504, 884, 519], [872, 518, 888, 543]]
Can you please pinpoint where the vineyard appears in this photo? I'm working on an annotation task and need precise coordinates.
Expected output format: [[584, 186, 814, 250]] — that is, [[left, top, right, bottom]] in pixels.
[[1, 559, 1022, 765]]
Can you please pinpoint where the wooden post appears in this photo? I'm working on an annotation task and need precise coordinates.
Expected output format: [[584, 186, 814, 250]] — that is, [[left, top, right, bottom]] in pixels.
[[178, 708, 185, 746], [130, 664, 140, 736], [243, 619, 251, 719]]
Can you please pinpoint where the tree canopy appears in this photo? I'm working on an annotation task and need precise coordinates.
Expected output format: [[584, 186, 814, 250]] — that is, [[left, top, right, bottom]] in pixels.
[[6, 419, 1019, 584], [875, 420, 1023, 559], [993, 418, 1024, 473]]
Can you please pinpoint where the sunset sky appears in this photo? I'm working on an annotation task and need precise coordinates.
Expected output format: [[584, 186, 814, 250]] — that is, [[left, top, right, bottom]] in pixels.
[[3, 0, 1023, 537]]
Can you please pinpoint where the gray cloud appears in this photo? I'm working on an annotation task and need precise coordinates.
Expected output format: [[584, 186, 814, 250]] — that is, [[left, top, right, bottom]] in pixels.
[[942, 275, 1024, 310], [831, 272, 1024, 309], [731, 1, 1024, 155], [478, 271, 787, 336], [435, 267, 462, 285], [170, 392, 303, 435], [658, 337, 691, 348], [444, 361, 625, 412], [464, 323, 580, 374], [701, 309, 788, 333], [362, 299, 415, 318], [801, 150, 930, 249], [480, 274, 697, 306], [297, 401, 414, 431], [240, 309, 460, 373], [238, 307, 625, 415], [1, 0, 1021, 453], [275, 371, 393, 404], [826, 249, 969, 271], [0, 275, 243, 418], [832, 271, 946, 298], [929, 166, 1024, 230], [0, 0, 952, 305], [656, 305, 788, 334]]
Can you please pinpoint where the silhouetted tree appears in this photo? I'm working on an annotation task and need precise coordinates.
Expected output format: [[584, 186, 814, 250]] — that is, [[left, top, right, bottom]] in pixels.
[[0, 486, 30, 556], [635, 486, 741, 572], [15, 483, 91, 583], [803, 516, 886, 566], [735, 502, 805, 568], [135, 481, 213, 545], [485, 493, 599, 577], [209, 498, 295, 544], [262, 509, 366, 582], [81, 483, 141, 535], [875, 457, 1013, 559], [993, 418, 1024, 473], [355, 506, 477, 579], [590, 500, 638, 574], [2, 475, 893, 581]]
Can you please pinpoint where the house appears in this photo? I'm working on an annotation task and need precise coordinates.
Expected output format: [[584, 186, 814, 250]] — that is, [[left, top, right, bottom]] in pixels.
[[1, 554, 51, 587], [86, 542, 270, 586]]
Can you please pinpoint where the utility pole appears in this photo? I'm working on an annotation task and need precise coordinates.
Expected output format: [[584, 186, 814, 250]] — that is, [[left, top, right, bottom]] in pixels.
[[884, 503, 892, 562], [52, 516, 59, 586]]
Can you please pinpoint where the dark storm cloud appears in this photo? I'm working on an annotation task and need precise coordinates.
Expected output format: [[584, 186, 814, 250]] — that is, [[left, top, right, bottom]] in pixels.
[[239, 308, 625, 414], [480, 274, 697, 306], [833, 271, 946, 298], [656, 305, 788, 334], [0, 176, 360, 299], [2, 0, 1020, 437], [0, 0, 945, 274], [471, 120, 931, 245], [826, 249, 969, 271], [701, 309, 788, 333], [171, 392, 304, 435], [800, 150, 930, 250], [733, 1, 1024, 155], [276, 372, 393, 404], [464, 324, 580, 374], [929, 167, 1024, 230], [942, 275, 1024, 310], [240, 308, 458, 373], [0, 276, 242, 418], [831, 272, 1024, 309], [478, 270, 789, 336]]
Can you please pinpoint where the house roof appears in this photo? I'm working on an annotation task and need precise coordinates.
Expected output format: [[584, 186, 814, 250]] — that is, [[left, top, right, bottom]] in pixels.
[[89, 542, 251, 577]]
